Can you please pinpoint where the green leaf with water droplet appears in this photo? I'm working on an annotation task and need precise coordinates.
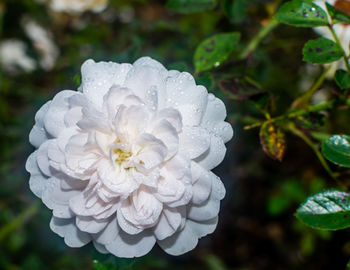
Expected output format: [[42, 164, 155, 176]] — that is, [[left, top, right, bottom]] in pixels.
[[275, 0, 329, 27], [166, 0, 217, 14], [322, 134, 350, 167], [259, 122, 287, 162], [295, 190, 350, 230], [194, 32, 240, 73], [302, 37, 343, 64], [326, 2, 350, 24], [334, 69, 350, 90]]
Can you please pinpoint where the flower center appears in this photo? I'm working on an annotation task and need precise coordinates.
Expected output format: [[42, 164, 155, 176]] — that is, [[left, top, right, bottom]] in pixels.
[[113, 148, 132, 165]]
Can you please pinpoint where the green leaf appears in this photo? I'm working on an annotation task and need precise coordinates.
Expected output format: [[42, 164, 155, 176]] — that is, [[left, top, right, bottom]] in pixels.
[[326, 3, 350, 24], [218, 77, 266, 100], [334, 69, 350, 89], [73, 73, 81, 88], [166, 0, 217, 14], [295, 190, 350, 230], [322, 134, 350, 167], [302, 37, 343, 64], [222, 0, 248, 23], [194, 32, 240, 73], [259, 122, 287, 162], [93, 260, 111, 270], [274, 0, 329, 27]]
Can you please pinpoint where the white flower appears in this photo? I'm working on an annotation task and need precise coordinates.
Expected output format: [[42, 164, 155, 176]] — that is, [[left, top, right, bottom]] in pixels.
[[314, 0, 350, 76], [22, 19, 59, 71], [39, 0, 108, 13], [0, 39, 36, 73], [26, 57, 233, 257]]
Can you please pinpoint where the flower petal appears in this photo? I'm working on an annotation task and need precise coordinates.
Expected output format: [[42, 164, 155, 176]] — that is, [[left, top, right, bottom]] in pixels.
[[93, 214, 119, 245], [50, 217, 91, 248], [201, 94, 233, 143], [187, 172, 225, 221], [194, 134, 226, 170], [44, 90, 77, 138], [157, 221, 198, 256], [187, 217, 218, 238], [124, 65, 167, 108], [79, 59, 132, 107], [179, 126, 210, 160], [105, 229, 156, 258], [26, 151, 48, 198], [29, 101, 51, 148], [42, 177, 79, 218], [76, 215, 110, 234], [153, 206, 183, 240]]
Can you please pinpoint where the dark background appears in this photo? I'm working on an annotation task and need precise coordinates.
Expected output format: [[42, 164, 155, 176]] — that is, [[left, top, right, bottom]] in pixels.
[[1, 0, 350, 269]]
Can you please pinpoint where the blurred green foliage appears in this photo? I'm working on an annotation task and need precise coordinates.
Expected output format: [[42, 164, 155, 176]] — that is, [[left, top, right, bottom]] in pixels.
[[1, 0, 350, 269]]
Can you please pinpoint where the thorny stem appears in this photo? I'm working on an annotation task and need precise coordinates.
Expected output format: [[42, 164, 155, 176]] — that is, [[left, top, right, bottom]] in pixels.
[[244, 99, 335, 130], [287, 123, 346, 190], [328, 24, 350, 73], [239, 19, 279, 59]]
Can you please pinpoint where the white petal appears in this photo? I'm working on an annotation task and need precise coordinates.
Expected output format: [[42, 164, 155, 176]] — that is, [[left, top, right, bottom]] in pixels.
[[151, 119, 179, 160], [105, 229, 156, 258], [44, 90, 76, 137], [93, 214, 119, 245], [64, 107, 82, 127], [187, 217, 218, 238], [187, 173, 225, 222], [29, 101, 51, 148], [156, 108, 182, 132], [76, 215, 110, 234], [93, 242, 109, 254], [166, 73, 207, 125], [26, 151, 48, 198], [124, 65, 167, 108], [191, 164, 212, 204], [79, 59, 132, 107], [153, 207, 182, 240], [36, 140, 52, 177], [194, 134, 226, 170], [201, 94, 233, 143], [117, 206, 143, 235], [50, 217, 91, 248], [42, 177, 79, 218], [133, 56, 166, 72], [136, 133, 167, 170], [179, 126, 210, 159], [157, 221, 198, 256]]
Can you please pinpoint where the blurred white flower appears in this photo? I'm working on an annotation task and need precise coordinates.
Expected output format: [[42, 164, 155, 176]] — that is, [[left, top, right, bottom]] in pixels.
[[0, 40, 36, 73], [23, 19, 59, 71], [43, 0, 108, 13], [26, 57, 233, 257], [314, 0, 350, 76]]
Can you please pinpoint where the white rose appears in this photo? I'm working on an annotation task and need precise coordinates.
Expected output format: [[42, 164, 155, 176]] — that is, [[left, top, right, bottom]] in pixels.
[[0, 39, 36, 74], [47, 0, 108, 13], [314, 0, 350, 76], [26, 57, 233, 257]]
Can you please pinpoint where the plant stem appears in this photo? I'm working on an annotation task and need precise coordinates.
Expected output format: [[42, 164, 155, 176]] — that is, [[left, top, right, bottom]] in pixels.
[[292, 66, 330, 109], [244, 99, 335, 130], [0, 202, 38, 242], [287, 123, 345, 189], [328, 24, 350, 73], [239, 19, 279, 59]]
